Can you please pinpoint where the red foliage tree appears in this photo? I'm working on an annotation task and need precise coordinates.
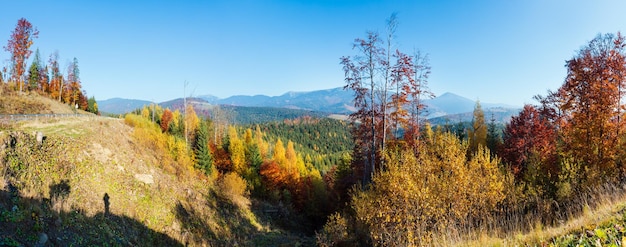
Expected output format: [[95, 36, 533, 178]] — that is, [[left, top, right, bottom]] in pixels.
[[500, 105, 558, 179], [4, 18, 39, 92]]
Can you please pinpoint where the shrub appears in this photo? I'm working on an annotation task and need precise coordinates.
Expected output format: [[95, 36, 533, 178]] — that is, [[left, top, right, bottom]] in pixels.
[[316, 212, 350, 247], [350, 129, 506, 246], [218, 172, 250, 208]]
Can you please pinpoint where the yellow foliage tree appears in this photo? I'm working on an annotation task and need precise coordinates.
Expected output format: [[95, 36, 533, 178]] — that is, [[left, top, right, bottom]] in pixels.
[[171, 109, 182, 133], [184, 104, 200, 144], [255, 125, 269, 159], [273, 139, 287, 168], [285, 140, 298, 172], [351, 127, 505, 246], [228, 126, 246, 175]]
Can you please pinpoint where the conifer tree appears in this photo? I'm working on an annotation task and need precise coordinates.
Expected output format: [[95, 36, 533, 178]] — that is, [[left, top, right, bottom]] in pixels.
[[87, 96, 99, 114], [486, 113, 502, 156], [195, 120, 213, 175], [27, 48, 42, 91]]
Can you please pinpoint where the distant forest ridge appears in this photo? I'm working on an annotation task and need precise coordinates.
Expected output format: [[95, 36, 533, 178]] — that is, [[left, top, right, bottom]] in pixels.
[[99, 87, 521, 124]]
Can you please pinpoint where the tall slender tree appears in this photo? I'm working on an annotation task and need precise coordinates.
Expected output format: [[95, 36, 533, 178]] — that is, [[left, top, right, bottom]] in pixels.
[[341, 31, 383, 185], [486, 113, 502, 156], [468, 101, 487, 155], [27, 48, 43, 91], [48, 51, 63, 101], [341, 14, 433, 184], [66, 57, 81, 106], [4, 18, 38, 92], [195, 120, 213, 176]]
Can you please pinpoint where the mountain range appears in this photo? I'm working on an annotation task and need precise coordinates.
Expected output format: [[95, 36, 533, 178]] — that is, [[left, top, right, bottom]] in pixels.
[[98, 87, 521, 123]]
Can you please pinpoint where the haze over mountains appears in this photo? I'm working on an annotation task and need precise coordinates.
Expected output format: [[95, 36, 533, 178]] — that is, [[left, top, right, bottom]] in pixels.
[[98, 87, 521, 123]]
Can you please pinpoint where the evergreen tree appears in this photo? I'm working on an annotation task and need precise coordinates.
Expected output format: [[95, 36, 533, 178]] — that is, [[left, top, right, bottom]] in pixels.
[[486, 113, 502, 156], [195, 120, 213, 176], [87, 96, 99, 114], [27, 48, 42, 91]]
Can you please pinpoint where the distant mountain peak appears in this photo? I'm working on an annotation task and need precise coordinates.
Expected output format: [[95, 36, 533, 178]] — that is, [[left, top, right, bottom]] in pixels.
[[438, 92, 464, 98]]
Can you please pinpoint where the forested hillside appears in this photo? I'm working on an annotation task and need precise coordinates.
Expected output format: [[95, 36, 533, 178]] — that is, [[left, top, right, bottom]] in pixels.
[[252, 117, 353, 172]]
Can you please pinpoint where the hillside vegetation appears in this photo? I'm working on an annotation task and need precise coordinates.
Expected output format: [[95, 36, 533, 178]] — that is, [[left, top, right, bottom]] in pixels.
[[0, 93, 86, 115], [0, 112, 312, 246]]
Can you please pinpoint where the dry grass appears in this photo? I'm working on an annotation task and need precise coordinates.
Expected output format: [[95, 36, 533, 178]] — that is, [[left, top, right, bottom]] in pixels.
[[0, 92, 92, 114], [0, 93, 50, 114], [442, 182, 626, 247]]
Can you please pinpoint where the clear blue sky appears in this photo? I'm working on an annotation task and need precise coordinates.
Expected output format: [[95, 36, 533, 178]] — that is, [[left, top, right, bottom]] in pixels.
[[1, 1, 626, 106]]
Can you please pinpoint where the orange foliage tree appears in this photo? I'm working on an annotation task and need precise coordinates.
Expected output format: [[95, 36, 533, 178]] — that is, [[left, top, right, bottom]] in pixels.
[[47, 51, 63, 101], [557, 33, 626, 183], [160, 109, 173, 132], [4, 18, 38, 92]]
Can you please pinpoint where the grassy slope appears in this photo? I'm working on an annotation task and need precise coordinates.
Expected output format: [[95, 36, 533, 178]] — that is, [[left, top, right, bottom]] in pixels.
[[0, 96, 312, 246], [0, 93, 86, 114], [455, 199, 626, 246]]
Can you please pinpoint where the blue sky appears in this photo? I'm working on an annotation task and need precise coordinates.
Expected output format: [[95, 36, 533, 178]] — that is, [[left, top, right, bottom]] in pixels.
[[1, 1, 626, 106]]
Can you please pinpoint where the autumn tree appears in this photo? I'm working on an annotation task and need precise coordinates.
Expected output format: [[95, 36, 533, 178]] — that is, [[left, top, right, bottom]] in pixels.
[[350, 126, 505, 246], [500, 105, 558, 182], [272, 139, 288, 169], [468, 101, 487, 155], [228, 126, 246, 175], [285, 140, 298, 172], [557, 33, 626, 182], [160, 109, 173, 132], [48, 51, 63, 101], [379, 13, 398, 152], [184, 104, 200, 145], [341, 14, 432, 184], [4, 18, 39, 92], [65, 57, 82, 105], [401, 50, 434, 151], [341, 31, 382, 184]]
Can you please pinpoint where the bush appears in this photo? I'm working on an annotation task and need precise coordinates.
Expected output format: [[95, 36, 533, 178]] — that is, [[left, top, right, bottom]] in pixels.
[[316, 212, 350, 247], [218, 172, 250, 208], [350, 129, 506, 246]]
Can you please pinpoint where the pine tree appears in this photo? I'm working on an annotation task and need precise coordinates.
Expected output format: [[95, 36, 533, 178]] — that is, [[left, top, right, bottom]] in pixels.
[[27, 48, 42, 91], [87, 96, 99, 114], [486, 113, 502, 155], [195, 120, 213, 176]]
